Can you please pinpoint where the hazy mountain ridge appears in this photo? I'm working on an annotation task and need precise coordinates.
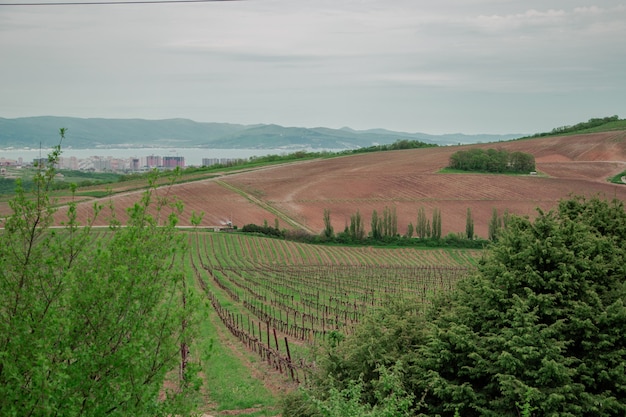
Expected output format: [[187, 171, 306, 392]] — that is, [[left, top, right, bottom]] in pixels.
[[0, 116, 524, 149]]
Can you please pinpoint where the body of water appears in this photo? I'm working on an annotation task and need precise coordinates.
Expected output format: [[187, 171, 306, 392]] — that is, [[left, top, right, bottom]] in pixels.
[[0, 147, 318, 166]]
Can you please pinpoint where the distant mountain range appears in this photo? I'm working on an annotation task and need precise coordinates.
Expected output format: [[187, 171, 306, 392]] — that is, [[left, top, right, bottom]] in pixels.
[[0, 116, 525, 149]]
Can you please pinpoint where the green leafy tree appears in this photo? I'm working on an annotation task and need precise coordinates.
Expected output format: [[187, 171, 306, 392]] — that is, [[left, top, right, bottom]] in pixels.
[[349, 209, 365, 241], [449, 148, 534, 173], [0, 129, 200, 417], [405, 222, 414, 239], [416, 207, 427, 238], [283, 299, 426, 417], [417, 196, 626, 416], [371, 209, 382, 240], [465, 207, 474, 239], [432, 207, 442, 239], [381, 206, 397, 237], [305, 363, 414, 417], [502, 208, 511, 231], [323, 208, 334, 239], [488, 207, 502, 241]]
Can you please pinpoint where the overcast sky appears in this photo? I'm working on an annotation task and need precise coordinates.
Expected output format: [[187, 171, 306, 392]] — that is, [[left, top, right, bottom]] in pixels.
[[1, 0, 625, 134]]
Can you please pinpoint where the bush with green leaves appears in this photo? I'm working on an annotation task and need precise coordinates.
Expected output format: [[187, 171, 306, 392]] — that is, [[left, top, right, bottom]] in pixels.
[[282, 299, 427, 416], [0, 130, 201, 417], [417, 195, 626, 416], [449, 148, 535, 173]]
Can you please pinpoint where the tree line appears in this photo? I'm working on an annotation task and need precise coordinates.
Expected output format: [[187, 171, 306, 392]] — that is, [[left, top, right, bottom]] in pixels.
[[243, 206, 514, 249], [448, 148, 535, 173], [532, 115, 620, 137]]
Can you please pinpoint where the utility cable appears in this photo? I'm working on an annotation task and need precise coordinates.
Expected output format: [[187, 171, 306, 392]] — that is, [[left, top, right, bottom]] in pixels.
[[0, 0, 242, 6]]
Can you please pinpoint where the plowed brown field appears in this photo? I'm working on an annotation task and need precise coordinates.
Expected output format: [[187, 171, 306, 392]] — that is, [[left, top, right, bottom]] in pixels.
[[9, 130, 625, 239]]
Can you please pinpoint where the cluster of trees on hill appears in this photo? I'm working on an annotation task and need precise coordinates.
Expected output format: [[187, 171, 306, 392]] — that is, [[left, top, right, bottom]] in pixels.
[[283, 195, 626, 417], [346, 139, 437, 153], [449, 148, 535, 173], [532, 115, 621, 137]]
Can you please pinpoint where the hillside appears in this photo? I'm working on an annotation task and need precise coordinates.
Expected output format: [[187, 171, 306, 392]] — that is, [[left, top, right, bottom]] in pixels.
[[0, 116, 522, 149], [44, 129, 626, 240]]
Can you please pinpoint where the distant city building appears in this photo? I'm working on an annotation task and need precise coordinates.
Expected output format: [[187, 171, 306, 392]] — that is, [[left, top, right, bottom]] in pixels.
[[202, 158, 220, 167], [59, 156, 79, 170], [0, 158, 18, 166], [92, 158, 112, 172], [163, 156, 185, 169], [145, 155, 162, 168], [33, 157, 48, 168], [130, 158, 141, 171], [201, 157, 245, 167]]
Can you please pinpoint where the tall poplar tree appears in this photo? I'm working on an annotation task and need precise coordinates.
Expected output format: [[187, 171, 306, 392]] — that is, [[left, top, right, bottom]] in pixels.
[[371, 209, 382, 240], [416, 207, 427, 238], [323, 208, 334, 239], [431, 207, 442, 239], [349, 209, 365, 241], [466, 207, 474, 239], [488, 207, 502, 241]]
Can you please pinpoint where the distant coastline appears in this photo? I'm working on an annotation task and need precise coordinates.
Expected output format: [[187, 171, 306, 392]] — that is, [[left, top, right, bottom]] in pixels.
[[0, 147, 316, 167]]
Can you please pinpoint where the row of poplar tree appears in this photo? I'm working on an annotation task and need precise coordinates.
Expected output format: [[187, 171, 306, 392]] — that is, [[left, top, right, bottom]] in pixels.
[[322, 206, 509, 242]]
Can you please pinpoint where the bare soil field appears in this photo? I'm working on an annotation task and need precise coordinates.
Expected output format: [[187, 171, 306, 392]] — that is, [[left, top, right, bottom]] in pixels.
[[215, 131, 626, 238], [5, 131, 625, 239]]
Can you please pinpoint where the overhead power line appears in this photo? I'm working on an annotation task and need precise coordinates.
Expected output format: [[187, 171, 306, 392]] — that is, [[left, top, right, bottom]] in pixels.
[[0, 0, 241, 5]]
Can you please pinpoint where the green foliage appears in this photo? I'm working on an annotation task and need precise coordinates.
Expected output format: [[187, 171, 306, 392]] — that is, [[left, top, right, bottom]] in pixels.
[[416, 206, 428, 239], [465, 207, 474, 240], [369, 207, 397, 240], [0, 129, 200, 417], [449, 148, 535, 173], [305, 363, 415, 417], [609, 170, 626, 185], [382, 206, 397, 238], [241, 222, 285, 238], [348, 209, 366, 241], [488, 207, 502, 241], [417, 195, 626, 416], [343, 139, 437, 154], [531, 115, 621, 137], [0, 177, 19, 195], [432, 207, 442, 239], [405, 222, 414, 239], [283, 299, 425, 417], [370, 209, 382, 240], [322, 209, 334, 239], [290, 195, 626, 417]]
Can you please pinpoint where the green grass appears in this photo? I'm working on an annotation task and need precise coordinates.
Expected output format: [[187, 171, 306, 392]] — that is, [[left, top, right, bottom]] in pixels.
[[570, 119, 626, 134], [521, 116, 626, 139], [74, 190, 113, 198], [438, 167, 538, 175], [196, 314, 280, 416], [183, 240, 282, 416], [609, 171, 626, 185]]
